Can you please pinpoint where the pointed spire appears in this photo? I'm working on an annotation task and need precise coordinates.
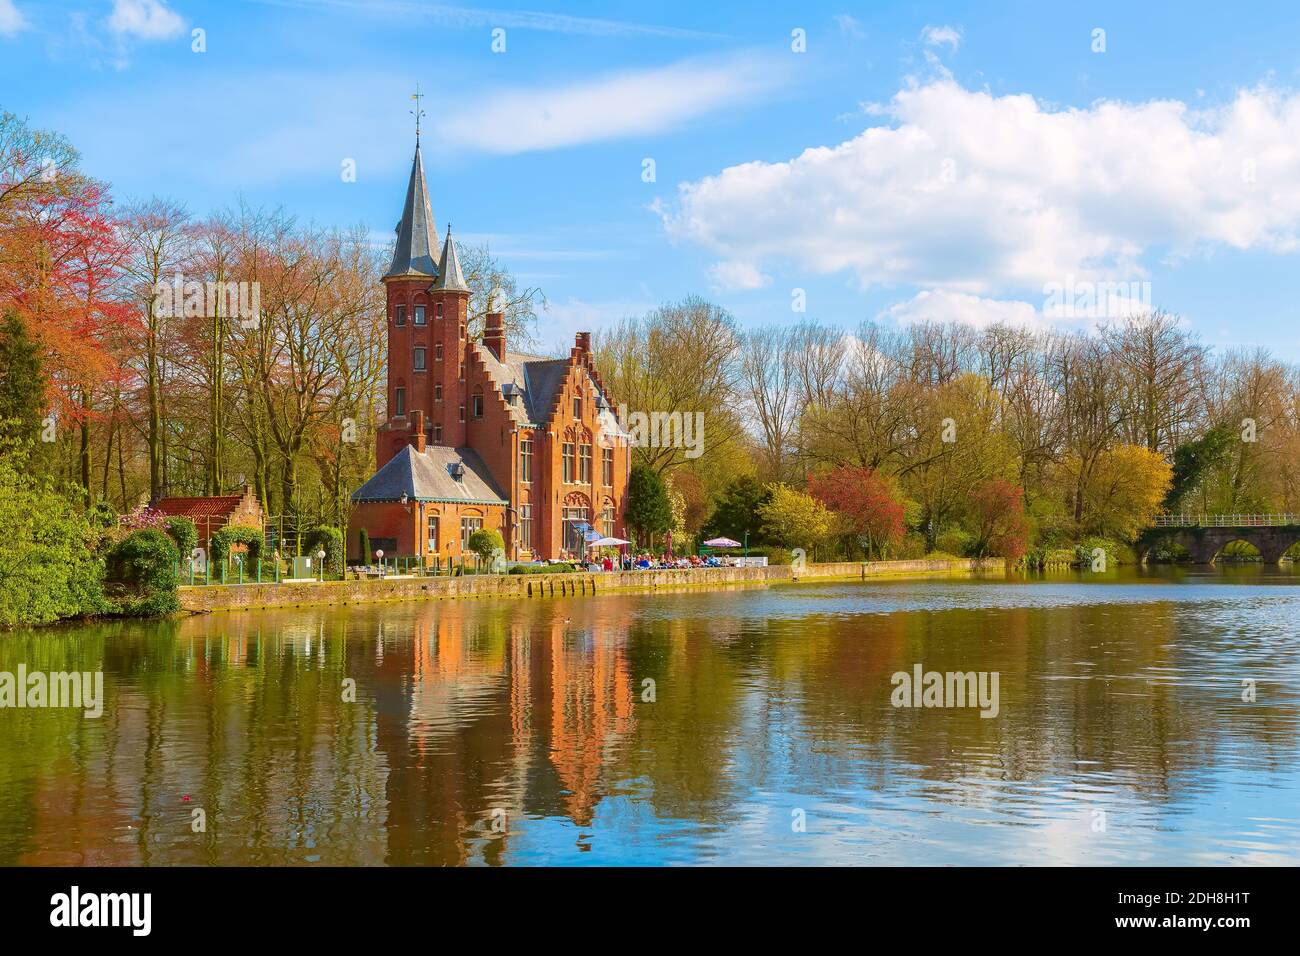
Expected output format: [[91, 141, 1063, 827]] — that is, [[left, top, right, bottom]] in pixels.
[[433, 224, 470, 293], [385, 143, 439, 279]]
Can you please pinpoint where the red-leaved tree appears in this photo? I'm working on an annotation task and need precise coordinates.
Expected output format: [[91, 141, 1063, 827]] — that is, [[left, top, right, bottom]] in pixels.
[[808, 465, 905, 559], [968, 478, 1028, 561]]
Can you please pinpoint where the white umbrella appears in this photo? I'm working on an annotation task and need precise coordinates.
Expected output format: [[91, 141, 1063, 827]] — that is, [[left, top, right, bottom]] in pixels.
[[703, 537, 742, 548], [591, 536, 631, 547]]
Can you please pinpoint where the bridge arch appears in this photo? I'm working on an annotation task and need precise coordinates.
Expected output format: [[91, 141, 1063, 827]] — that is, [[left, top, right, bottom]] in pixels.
[[1138, 521, 1300, 565]]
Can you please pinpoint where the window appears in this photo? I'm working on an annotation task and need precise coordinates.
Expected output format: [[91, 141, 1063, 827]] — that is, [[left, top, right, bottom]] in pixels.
[[458, 404, 465, 423], [395, 305, 407, 326], [562, 443, 575, 482], [394, 387, 405, 418], [414, 305, 426, 325], [579, 443, 592, 483], [460, 516, 483, 551], [573, 396, 582, 419], [602, 447, 614, 486], [460, 323, 466, 340], [433, 425, 442, 443], [519, 504, 532, 550], [472, 393, 483, 418], [458, 361, 464, 381], [562, 506, 588, 554], [520, 440, 532, 483], [427, 515, 439, 552], [413, 347, 426, 371], [435, 302, 443, 319], [434, 384, 442, 401], [435, 343, 443, 361], [602, 504, 615, 538]]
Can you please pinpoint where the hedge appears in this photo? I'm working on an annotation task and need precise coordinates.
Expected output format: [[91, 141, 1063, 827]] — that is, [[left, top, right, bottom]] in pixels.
[[105, 529, 180, 617], [210, 524, 263, 565], [303, 526, 344, 574]]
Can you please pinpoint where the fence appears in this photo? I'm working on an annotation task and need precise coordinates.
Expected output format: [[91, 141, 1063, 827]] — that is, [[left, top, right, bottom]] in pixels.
[[1150, 514, 1300, 528]]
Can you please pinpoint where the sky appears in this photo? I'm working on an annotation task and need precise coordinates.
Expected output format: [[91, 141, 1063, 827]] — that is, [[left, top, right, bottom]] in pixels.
[[5, 0, 1300, 357]]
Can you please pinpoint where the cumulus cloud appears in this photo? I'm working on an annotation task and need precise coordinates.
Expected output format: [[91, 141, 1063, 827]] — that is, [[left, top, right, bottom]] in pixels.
[[921, 25, 962, 51], [436, 53, 785, 154], [708, 260, 770, 291], [108, 0, 185, 41], [0, 0, 26, 36], [661, 80, 1300, 298], [882, 290, 1043, 329]]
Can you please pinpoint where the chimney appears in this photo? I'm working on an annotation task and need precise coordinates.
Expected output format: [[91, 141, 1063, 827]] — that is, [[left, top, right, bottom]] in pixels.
[[410, 409, 426, 453], [484, 311, 506, 360], [575, 331, 591, 353]]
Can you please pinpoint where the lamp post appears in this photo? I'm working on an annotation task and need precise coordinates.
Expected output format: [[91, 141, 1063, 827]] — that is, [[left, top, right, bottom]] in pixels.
[[317, 549, 326, 582], [376, 548, 385, 579]]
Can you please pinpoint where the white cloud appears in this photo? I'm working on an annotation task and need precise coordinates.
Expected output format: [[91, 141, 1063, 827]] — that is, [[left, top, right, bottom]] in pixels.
[[833, 14, 865, 38], [882, 290, 1043, 329], [921, 25, 962, 51], [0, 0, 26, 36], [708, 260, 770, 291], [436, 54, 786, 155], [108, 0, 185, 41], [662, 80, 1300, 298]]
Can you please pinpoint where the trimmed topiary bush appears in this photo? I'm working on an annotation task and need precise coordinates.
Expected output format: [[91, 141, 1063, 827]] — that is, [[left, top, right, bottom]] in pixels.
[[105, 529, 180, 617], [467, 527, 505, 567], [303, 526, 344, 575]]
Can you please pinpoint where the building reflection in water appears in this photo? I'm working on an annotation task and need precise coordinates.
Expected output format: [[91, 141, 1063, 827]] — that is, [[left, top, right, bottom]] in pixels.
[[1, 580, 1298, 865]]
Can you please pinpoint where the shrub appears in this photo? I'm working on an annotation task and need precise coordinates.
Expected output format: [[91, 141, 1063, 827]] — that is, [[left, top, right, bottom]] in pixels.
[[165, 516, 198, 557], [105, 529, 180, 617], [0, 449, 107, 627], [508, 563, 577, 575], [210, 524, 263, 565], [303, 526, 344, 574], [935, 527, 974, 557], [358, 528, 371, 564], [467, 527, 505, 567]]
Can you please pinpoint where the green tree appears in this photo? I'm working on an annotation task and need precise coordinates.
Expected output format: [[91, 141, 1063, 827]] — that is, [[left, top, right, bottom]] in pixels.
[[701, 475, 770, 545], [1163, 424, 1234, 512], [0, 449, 106, 627], [105, 529, 180, 617], [626, 464, 673, 547], [0, 311, 46, 451], [467, 527, 505, 569]]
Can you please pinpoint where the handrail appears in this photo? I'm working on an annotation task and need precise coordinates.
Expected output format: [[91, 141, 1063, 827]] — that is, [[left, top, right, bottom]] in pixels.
[[1150, 514, 1300, 528]]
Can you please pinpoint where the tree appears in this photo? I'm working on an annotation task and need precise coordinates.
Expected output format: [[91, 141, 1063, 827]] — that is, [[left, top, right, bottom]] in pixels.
[[467, 527, 505, 568], [0, 309, 45, 449], [967, 478, 1029, 561], [626, 464, 672, 547], [1164, 424, 1234, 512], [758, 483, 832, 554], [1071, 444, 1172, 539], [808, 465, 905, 559], [701, 475, 770, 544]]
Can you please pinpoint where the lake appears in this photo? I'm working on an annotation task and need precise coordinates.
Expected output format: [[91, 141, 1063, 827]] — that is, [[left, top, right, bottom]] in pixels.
[[1, 567, 1298, 865]]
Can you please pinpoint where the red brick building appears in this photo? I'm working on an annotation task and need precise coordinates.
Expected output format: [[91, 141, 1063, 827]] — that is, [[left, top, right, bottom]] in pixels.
[[156, 485, 264, 547], [347, 142, 631, 564]]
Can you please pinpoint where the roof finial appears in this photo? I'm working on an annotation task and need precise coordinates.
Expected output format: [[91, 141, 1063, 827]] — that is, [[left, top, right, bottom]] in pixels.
[[410, 82, 426, 144]]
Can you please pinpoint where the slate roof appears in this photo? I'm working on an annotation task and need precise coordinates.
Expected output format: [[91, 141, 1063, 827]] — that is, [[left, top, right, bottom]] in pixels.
[[385, 144, 440, 279], [472, 346, 572, 426], [351, 444, 506, 505], [432, 226, 469, 292]]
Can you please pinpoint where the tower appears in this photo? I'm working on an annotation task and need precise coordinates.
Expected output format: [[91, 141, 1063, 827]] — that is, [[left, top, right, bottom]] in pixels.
[[378, 141, 439, 466]]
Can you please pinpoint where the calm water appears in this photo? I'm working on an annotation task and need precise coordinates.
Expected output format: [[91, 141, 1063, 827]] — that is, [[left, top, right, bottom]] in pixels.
[[2, 567, 1299, 866]]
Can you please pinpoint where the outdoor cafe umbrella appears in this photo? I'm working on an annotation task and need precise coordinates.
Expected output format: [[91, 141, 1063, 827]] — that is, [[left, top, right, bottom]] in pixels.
[[703, 537, 743, 548], [591, 537, 631, 547]]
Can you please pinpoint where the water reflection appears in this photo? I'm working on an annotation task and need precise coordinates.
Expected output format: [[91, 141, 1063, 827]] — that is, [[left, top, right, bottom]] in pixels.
[[1, 570, 1298, 865]]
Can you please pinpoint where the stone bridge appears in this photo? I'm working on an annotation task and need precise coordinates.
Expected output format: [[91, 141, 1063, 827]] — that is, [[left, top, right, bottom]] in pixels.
[[1138, 515, 1300, 564]]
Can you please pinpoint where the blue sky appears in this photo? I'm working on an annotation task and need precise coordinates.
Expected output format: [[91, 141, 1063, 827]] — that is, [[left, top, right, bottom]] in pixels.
[[5, 0, 1300, 356]]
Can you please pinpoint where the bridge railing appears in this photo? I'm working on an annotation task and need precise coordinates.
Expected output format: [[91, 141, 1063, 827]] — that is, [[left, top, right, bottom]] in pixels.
[[1150, 514, 1300, 528]]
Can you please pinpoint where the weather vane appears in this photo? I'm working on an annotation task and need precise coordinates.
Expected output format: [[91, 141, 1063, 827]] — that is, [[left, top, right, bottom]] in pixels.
[[411, 83, 426, 143]]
